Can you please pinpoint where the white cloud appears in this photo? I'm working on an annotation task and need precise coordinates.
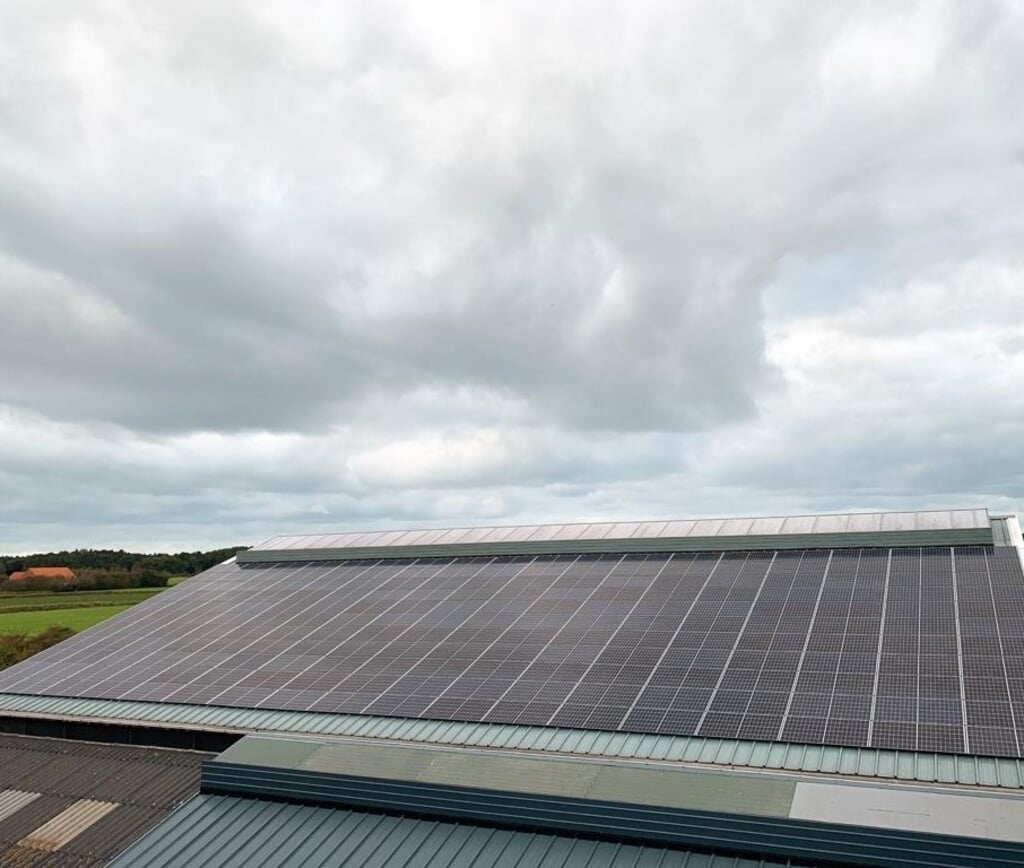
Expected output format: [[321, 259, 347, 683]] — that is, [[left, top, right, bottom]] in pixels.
[[708, 259, 1024, 505], [820, 4, 948, 92]]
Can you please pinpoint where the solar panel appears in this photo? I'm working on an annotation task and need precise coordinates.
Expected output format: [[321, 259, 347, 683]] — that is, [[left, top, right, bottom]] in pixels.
[[0, 546, 1021, 757]]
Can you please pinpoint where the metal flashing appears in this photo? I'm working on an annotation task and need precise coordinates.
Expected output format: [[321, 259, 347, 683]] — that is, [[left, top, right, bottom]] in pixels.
[[991, 515, 1024, 571]]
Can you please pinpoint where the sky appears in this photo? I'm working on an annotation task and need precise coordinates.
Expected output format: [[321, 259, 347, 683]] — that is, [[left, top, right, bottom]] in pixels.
[[2, 0, 1023, 553]]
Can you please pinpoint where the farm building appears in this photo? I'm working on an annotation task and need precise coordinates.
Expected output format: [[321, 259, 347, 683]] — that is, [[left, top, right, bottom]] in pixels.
[[0, 508, 1023, 866], [6, 566, 76, 585]]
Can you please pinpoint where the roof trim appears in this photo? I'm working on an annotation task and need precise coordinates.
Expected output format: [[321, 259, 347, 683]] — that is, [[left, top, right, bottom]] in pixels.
[[1, 692, 1022, 789], [991, 515, 1024, 572]]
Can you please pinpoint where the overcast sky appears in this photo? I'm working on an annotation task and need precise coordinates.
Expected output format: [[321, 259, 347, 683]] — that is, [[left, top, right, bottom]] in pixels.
[[2, 0, 1023, 553]]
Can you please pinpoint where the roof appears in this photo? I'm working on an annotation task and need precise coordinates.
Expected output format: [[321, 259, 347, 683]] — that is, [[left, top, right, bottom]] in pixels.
[[7, 567, 76, 582], [202, 734, 1024, 866], [4, 545, 1022, 758], [0, 733, 207, 866], [107, 793, 801, 868], [240, 508, 996, 563], [3, 692, 1024, 789]]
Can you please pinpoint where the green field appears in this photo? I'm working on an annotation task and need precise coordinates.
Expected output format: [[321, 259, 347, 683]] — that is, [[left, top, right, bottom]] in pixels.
[[0, 588, 164, 614], [0, 604, 136, 634], [0, 586, 168, 636]]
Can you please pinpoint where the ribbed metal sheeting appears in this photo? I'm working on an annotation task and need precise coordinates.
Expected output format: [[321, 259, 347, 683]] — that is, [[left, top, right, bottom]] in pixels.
[[1, 693, 1023, 789], [200, 759, 1024, 868], [240, 508, 993, 562], [108, 793, 800, 868]]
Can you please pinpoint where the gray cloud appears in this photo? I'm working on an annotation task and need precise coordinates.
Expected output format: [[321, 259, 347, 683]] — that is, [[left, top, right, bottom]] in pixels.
[[2, 0, 1024, 550]]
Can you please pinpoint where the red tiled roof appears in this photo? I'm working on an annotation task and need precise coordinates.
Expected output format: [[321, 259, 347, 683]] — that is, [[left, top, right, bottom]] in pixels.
[[7, 566, 76, 582]]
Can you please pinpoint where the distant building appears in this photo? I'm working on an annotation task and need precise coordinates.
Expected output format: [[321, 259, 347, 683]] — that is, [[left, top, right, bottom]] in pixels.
[[6, 566, 76, 584]]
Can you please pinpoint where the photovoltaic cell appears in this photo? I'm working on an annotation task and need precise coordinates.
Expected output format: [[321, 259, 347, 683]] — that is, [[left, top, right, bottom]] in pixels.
[[0, 546, 1021, 757]]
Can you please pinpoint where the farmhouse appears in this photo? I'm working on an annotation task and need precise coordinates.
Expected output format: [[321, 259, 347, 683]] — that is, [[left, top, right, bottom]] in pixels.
[[6, 565, 76, 584]]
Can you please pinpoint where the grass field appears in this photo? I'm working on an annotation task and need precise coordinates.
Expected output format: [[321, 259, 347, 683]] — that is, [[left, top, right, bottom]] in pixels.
[[0, 585, 171, 637], [0, 578, 198, 669], [0, 588, 164, 614], [0, 586, 163, 599], [0, 605, 136, 634]]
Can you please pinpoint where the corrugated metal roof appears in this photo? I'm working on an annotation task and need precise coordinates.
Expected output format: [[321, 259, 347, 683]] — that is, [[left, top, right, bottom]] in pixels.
[[108, 793, 802, 868], [2, 693, 1023, 789], [241, 508, 993, 562]]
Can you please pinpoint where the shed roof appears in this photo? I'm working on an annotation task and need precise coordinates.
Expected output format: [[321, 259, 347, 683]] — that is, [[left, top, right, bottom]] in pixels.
[[0, 733, 207, 866]]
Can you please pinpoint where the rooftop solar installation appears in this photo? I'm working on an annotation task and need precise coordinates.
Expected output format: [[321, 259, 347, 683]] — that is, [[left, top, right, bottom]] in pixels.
[[1, 546, 1022, 757]]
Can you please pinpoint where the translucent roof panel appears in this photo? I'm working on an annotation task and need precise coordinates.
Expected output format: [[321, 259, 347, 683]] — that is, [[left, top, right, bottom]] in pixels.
[[249, 508, 992, 555]]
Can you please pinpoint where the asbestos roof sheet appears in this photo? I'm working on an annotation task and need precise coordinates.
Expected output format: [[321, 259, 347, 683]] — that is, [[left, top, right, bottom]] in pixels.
[[108, 793, 801, 868], [0, 734, 209, 867]]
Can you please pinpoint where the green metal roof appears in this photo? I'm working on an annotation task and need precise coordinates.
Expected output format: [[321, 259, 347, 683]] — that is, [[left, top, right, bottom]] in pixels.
[[3, 692, 1023, 789], [107, 793, 802, 868], [200, 736, 1024, 867], [213, 735, 798, 819]]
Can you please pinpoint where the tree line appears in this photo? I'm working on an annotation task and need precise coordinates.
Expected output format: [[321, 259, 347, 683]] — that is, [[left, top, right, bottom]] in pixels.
[[1, 547, 248, 591]]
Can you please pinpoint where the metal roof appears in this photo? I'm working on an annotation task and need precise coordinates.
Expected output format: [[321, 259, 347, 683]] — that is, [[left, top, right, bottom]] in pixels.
[[991, 515, 1024, 570], [0, 733, 207, 866], [200, 736, 1024, 867], [107, 793, 802, 868], [2, 693, 1023, 789], [240, 508, 993, 563]]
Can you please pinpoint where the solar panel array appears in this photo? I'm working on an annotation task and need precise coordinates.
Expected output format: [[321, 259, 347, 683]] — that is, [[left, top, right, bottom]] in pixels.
[[1, 546, 1022, 757]]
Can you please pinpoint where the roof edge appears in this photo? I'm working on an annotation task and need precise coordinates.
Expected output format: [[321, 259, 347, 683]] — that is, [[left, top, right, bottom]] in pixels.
[[237, 527, 994, 564], [0, 692, 1021, 789]]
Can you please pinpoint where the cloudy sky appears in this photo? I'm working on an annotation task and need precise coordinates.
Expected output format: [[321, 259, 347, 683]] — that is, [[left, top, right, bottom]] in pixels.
[[2, 0, 1023, 553]]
